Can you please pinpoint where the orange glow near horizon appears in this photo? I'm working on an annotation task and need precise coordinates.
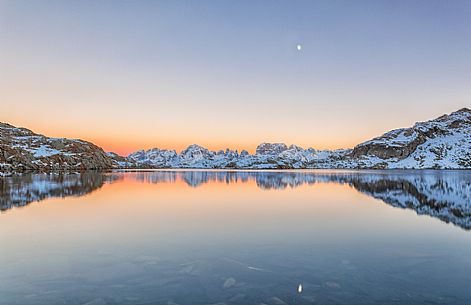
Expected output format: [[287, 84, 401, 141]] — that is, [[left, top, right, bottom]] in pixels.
[[0, 171, 432, 238], [3, 118, 372, 156], [1, 171, 373, 220], [1, 0, 470, 157]]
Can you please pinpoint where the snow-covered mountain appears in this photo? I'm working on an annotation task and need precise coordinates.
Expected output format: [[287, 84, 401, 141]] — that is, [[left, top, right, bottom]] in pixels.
[[0, 122, 114, 172], [126, 108, 471, 169], [1, 108, 470, 171], [350, 107, 471, 169]]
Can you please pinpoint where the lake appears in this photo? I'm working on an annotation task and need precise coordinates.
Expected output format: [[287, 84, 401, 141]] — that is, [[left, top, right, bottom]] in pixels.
[[1, 170, 471, 305]]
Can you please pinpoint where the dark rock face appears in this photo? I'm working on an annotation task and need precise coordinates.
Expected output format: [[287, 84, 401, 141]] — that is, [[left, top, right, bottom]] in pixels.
[[351, 108, 471, 165], [2, 108, 471, 171], [351, 135, 425, 159], [108, 151, 148, 168], [125, 108, 471, 169], [255, 143, 288, 155], [0, 122, 113, 171], [179, 144, 213, 161]]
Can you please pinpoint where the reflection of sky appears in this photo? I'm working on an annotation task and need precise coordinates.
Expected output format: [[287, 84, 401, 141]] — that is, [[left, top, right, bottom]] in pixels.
[[1, 171, 471, 304], [1, 1, 471, 155], [2, 171, 471, 252]]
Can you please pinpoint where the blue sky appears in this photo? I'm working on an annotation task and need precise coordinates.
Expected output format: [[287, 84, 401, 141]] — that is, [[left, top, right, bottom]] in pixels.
[[1, 0, 470, 154]]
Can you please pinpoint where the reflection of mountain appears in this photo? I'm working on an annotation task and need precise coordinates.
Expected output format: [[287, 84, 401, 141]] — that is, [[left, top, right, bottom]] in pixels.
[[0, 171, 116, 212], [130, 171, 471, 230], [2, 170, 470, 230], [338, 172, 471, 230]]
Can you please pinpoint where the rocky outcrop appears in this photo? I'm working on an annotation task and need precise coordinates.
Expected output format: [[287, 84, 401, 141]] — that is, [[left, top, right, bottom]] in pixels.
[[108, 151, 149, 169], [127, 148, 178, 167], [350, 108, 471, 168], [0, 122, 113, 172], [351, 129, 425, 159], [179, 144, 216, 167], [255, 143, 288, 155], [125, 108, 471, 169], [2, 108, 471, 171], [127, 142, 343, 169]]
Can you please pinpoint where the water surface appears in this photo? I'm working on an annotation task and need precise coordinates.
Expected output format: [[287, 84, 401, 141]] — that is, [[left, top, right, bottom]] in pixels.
[[1, 170, 471, 305]]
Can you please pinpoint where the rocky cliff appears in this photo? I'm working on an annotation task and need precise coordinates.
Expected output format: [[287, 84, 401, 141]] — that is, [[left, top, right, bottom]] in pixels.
[[2, 108, 470, 171], [128, 108, 471, 169], [0, 123, 114, 172], [350, 108, 471, 168]]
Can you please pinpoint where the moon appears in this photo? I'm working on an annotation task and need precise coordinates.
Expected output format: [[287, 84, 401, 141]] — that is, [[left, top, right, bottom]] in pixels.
[[296, 44, 302, 51], [298, 284, 303, 293]]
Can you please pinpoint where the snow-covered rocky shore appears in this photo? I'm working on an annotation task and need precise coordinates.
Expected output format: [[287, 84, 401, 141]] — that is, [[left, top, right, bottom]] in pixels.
[[1, 108, 470, 171], [127, 108, 471, 169]]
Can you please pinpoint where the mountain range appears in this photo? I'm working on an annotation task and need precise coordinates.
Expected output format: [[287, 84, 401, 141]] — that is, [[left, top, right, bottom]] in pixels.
[[1, 108, 470, 172]]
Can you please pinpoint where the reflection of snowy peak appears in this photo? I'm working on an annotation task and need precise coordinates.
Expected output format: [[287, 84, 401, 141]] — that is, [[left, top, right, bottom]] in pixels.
[[3, 171, 469, 230], [0, 172, 113, 211], [331, 172, 471, 230], [127, 171, 471, 230]]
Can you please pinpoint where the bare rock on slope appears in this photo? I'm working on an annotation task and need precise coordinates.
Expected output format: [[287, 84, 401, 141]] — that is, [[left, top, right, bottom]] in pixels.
[[0, 122, 113, 171], [350, 108, 471, 168]]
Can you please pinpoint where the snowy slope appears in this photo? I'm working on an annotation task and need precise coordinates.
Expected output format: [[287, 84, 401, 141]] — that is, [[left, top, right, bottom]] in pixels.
[[2, 108, 470, 171], [0, 123, 114, 172], [350, 108, 471, 169], [126, 108, 471, 169]]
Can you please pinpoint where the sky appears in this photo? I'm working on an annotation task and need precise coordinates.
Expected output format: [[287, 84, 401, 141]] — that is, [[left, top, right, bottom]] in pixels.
[[1, 0, 470, 155]]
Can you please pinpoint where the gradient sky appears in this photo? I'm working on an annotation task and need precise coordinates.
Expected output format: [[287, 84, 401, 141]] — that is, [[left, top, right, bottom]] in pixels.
[[1, 0, 470, 155]]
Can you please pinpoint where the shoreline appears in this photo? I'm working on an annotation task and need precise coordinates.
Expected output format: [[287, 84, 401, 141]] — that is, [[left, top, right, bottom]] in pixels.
[[1, 167, 471, 177]]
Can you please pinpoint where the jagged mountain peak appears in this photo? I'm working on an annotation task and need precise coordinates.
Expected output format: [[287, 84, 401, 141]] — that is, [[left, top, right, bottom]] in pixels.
[[0, 122, 15, 128], [99, 107, 471, 170], [351, 108, 471, 168], [2, 108, 471, 171], [181, 144, 210, 153], [454, 107, 471, 114], [420, 107, 471, 126], [256, 143, 288, 155]]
